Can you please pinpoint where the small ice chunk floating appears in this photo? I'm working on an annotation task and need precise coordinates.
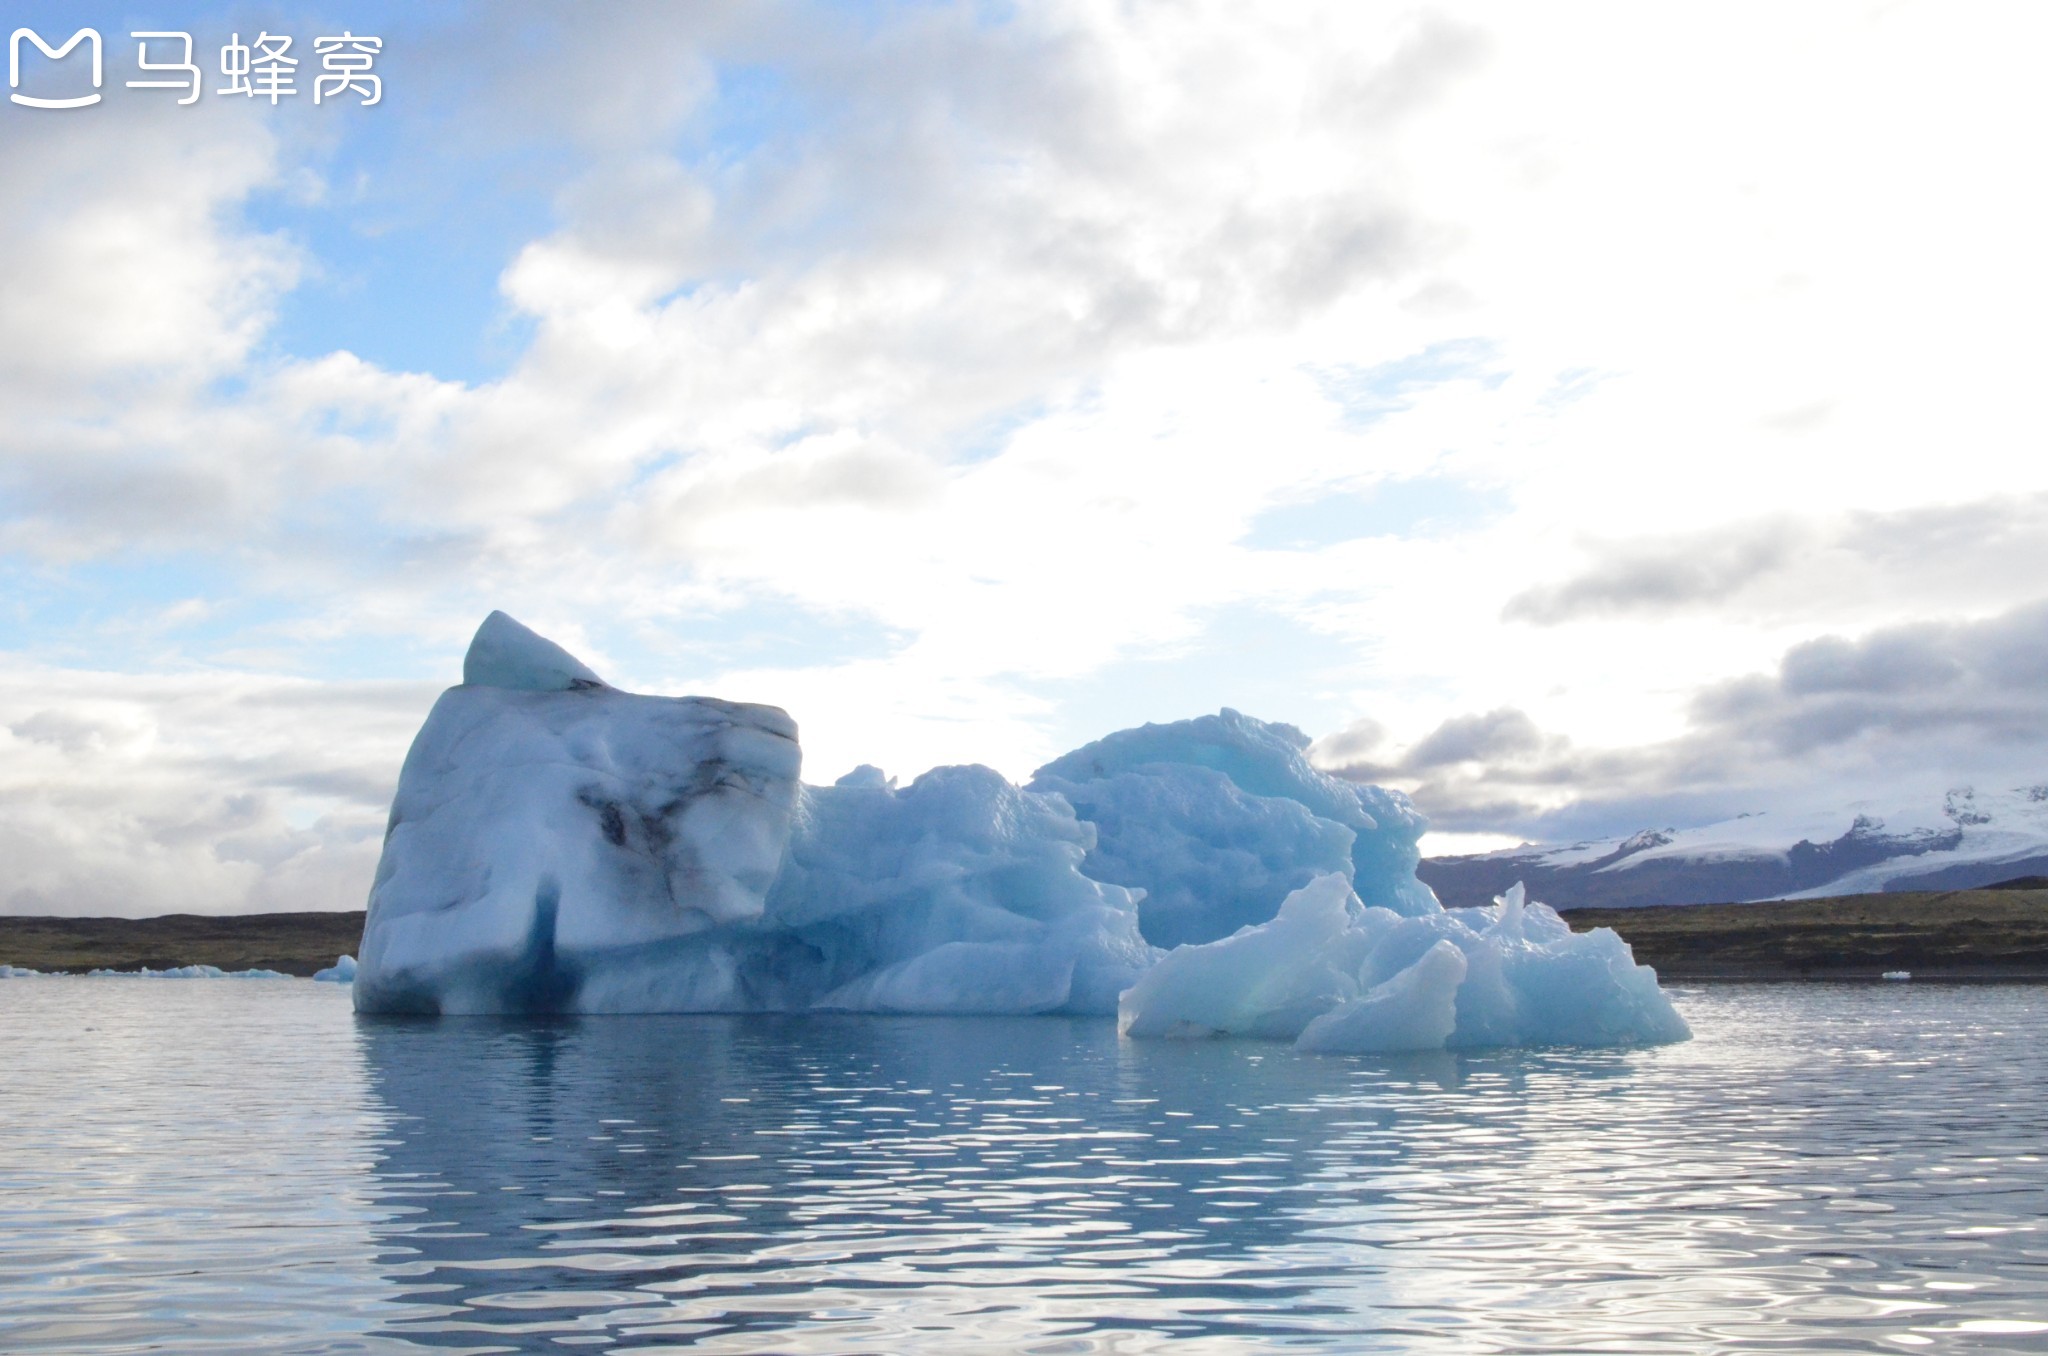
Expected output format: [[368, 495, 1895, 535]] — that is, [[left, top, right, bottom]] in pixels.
[[354, 614, 1689, 1051], [89, 965, 292, 979], [313, 955, 358, 983]]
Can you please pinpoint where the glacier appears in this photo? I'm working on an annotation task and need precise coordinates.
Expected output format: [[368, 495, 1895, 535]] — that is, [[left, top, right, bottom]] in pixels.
[[352, 613, 1688, 1052], [1422, 787, 2048, 908]]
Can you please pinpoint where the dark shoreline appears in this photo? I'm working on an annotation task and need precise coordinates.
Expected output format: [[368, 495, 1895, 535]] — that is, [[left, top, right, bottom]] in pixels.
[[1560, 886, 2048, 981], [0, 911, 365, 977], [4, 887, 2047, 982]]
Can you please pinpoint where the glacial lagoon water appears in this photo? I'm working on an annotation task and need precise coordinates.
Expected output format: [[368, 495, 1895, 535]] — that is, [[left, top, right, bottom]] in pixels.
[[2, 980, 2044, 1354]]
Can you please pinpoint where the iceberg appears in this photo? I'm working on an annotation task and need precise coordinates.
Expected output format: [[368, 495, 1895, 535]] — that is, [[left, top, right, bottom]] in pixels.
[[354, 614, 1148, 1016], [1119, 876, 1691, 1052], [352, 614, 1688, 1050], [558, 764, 1156, 1016], [354, 612, 803, 1015], [0, 964, 43, 978], [312, 955, 357, 983], [1031, 708, 1438, 945], [759, 765, 1154, 1015]]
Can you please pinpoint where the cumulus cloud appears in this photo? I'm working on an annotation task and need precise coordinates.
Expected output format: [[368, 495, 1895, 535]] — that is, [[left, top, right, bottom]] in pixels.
[[7, 2, 2048, 910], [0, 101, 309, 561], [6, 6, 1492, 631], [0, 106, 292, 396]]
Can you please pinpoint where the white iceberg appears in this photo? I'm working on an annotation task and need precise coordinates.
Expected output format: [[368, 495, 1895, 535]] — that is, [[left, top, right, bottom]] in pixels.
[[352, 613, 1688, 1050], [0, 964, 44, 979], [353, 612, 803, 1015], [354, 614, 1148, 1016], [1119, 875, 1691, 1052]]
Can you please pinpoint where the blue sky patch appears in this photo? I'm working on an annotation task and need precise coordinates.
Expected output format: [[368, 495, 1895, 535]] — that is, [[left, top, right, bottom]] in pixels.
[[1242, 475, 1510, 552]]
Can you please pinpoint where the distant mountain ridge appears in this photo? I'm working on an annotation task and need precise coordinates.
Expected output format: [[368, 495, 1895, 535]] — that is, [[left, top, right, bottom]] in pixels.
[[1418, 785, 2048, 909]]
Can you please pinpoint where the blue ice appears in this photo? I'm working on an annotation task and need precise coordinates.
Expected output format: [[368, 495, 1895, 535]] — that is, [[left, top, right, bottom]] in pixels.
[[350, 614, 1688, 1051]]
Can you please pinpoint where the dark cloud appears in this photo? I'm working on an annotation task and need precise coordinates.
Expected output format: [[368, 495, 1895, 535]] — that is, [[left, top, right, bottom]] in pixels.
[[1403, 707, 1546, 769], [1502, 520, 1805, 624], [1778, 629, 1964, 696], [1310, 716, 1386, 769], [1315, 707, 1552, 784], [1322, 598, 2048, 840], [1503, 494, 2048, 627], [1691, 601, 2048, 753]]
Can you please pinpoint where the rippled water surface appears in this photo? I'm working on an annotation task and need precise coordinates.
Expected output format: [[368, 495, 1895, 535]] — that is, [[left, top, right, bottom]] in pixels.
[[2, 981, 2046, 1353]]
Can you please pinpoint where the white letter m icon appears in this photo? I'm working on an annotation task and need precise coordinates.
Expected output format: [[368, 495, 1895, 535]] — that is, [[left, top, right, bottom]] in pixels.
[[11, 28, 103, 108]]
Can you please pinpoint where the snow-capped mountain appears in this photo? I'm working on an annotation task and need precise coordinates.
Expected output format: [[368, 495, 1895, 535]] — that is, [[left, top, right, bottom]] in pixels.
[[1417, 784, 2048, 909]]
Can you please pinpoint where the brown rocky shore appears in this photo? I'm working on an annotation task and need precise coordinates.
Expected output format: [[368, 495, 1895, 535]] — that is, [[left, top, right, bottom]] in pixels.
[[1561, 880, 2048, 980], [0, 911, 366, 977], [4, 884, 2047, 981]]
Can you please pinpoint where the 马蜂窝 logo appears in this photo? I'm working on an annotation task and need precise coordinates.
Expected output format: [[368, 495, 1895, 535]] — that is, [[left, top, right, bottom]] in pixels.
[[9, 26, 381, 109]]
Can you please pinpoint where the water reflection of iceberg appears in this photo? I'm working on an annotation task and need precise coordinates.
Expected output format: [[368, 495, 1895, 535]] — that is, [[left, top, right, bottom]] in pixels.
[[354, 1013, 1558, 1351]]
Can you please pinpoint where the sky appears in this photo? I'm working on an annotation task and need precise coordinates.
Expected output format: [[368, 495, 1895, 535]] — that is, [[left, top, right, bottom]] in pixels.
[[3, 1, 2046, 917]]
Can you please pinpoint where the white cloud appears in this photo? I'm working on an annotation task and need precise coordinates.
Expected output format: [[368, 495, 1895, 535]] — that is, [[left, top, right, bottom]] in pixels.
[[5, 1, 2048, 912], [0, 662, 434, 916], [0, 104, 292, 397]]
